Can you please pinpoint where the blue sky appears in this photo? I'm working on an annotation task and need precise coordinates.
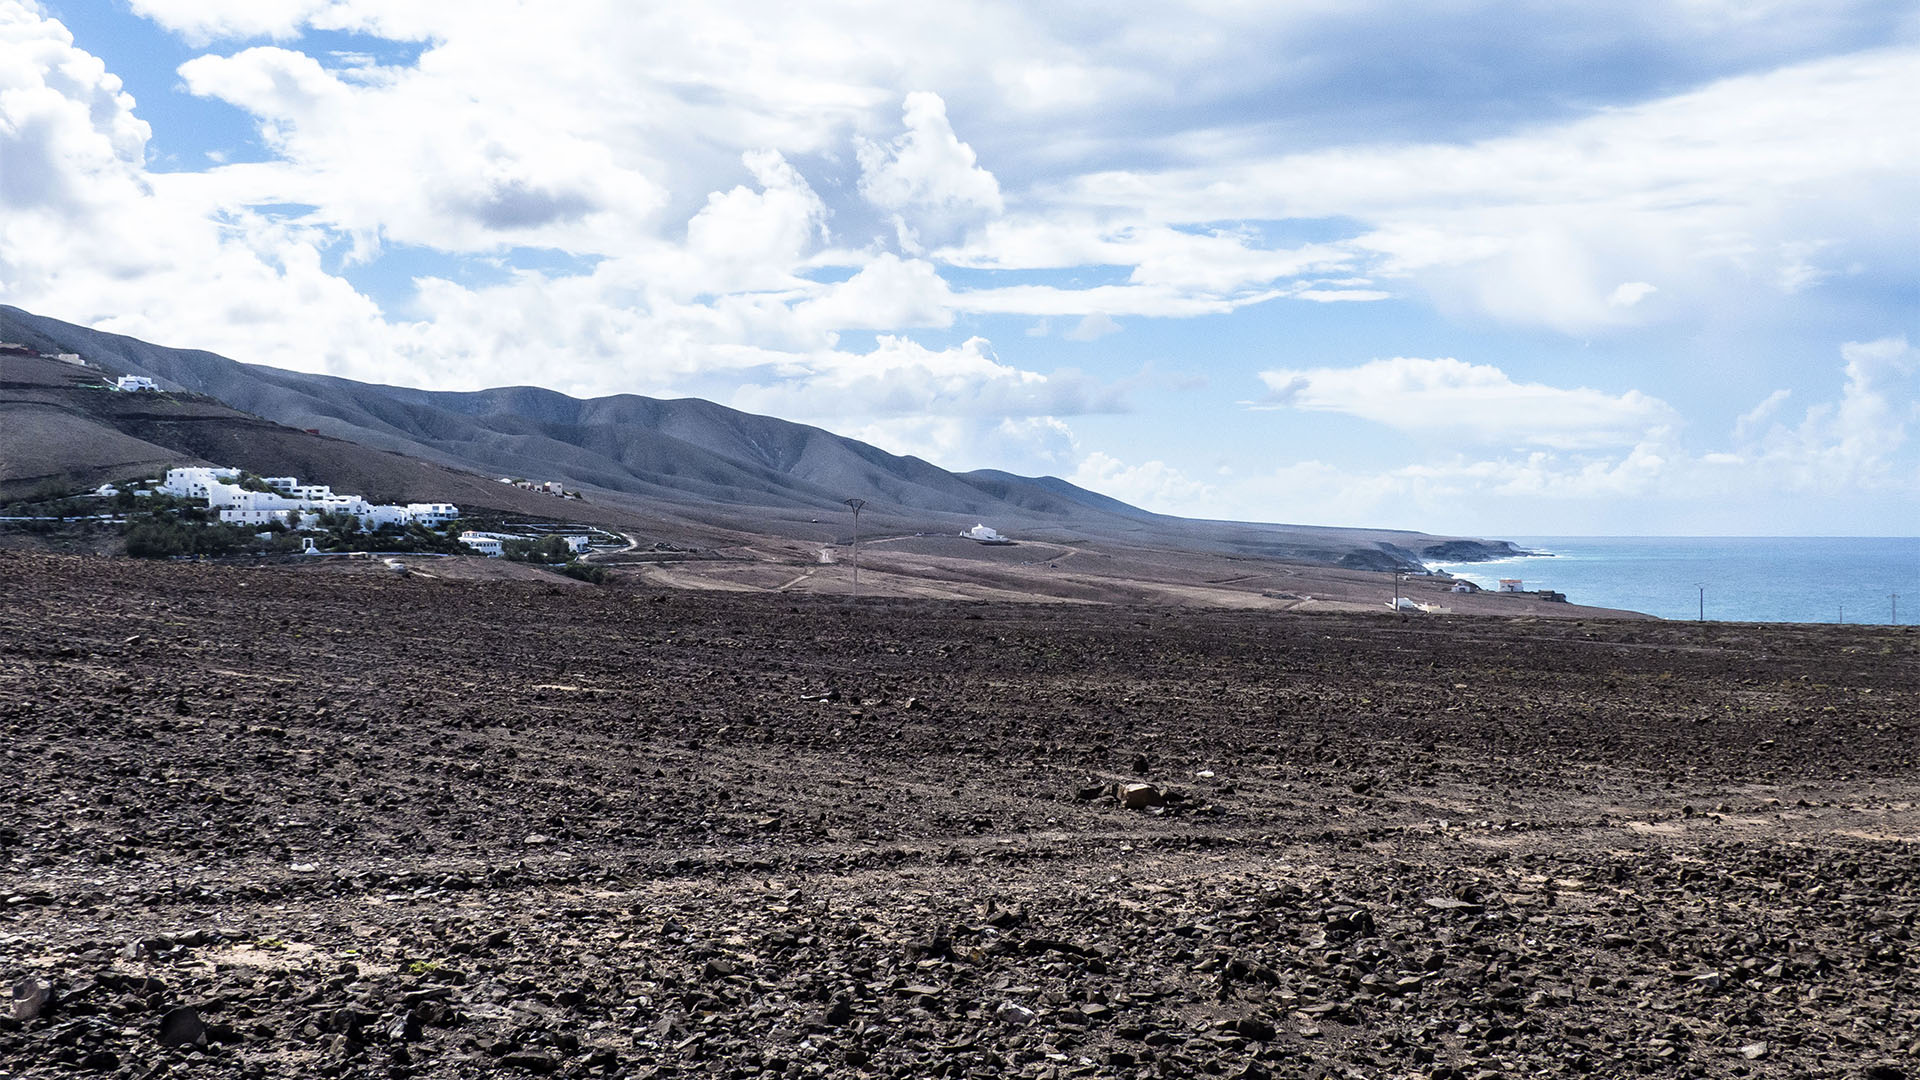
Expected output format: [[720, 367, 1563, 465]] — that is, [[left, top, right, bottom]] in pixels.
[[3, 1, 1916, 535]]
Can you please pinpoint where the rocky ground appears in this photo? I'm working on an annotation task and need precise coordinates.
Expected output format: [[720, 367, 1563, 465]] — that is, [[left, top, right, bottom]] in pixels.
[[3, 551, 1918, 1080]]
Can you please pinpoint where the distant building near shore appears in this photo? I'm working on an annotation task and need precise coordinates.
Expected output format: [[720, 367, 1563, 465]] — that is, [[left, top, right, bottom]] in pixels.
[[1450, 580, 1478, 593], [1498, 578, 1524, 592], [962, 523, 1011, 544]]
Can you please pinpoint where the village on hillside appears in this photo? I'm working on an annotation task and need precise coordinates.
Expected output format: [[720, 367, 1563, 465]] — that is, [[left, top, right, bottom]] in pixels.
[[2, 458, 615, 573]]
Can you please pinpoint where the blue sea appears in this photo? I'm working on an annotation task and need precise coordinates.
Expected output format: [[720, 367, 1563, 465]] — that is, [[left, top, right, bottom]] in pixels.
[[1430, 537, 1920, 624]]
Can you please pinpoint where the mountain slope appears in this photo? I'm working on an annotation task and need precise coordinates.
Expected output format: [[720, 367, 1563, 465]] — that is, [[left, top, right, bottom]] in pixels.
[[0, 305, 1518, 567]]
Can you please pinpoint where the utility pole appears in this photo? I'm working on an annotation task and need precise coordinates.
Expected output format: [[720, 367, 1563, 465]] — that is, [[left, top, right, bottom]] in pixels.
[[1893, 592, 1900, 626], [1697, 583, 1704, 623], [844, 498, 866, 599]]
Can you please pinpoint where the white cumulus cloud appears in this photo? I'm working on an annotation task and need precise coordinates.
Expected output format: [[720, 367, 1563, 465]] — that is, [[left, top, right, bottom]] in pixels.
[[857, 91, 1003, 250], [1253, 357, 1677, 449]]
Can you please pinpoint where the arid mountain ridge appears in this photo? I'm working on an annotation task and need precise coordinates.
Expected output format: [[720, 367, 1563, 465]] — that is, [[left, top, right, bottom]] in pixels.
[[0, 305, 1521, 570]]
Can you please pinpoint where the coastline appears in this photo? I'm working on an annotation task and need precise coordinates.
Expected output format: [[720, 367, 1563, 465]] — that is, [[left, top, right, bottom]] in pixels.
[[1431, 535, 1918, 625]]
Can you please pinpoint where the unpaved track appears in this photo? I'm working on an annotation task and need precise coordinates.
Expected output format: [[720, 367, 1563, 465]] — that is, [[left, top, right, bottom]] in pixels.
[[2, 551, 1917, 1079]]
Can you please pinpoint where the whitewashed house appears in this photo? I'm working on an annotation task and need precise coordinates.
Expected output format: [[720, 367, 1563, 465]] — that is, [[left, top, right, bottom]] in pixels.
[[460, 532, 505, 557], [406, 503, 460, 527], [561, 534, 592, 554], [1497, 579, 1524, 593], [216, 486, 307, 524], [114, 375, 158, 392], [962, 523, 1011, 544], [162, 467, 239, 500]]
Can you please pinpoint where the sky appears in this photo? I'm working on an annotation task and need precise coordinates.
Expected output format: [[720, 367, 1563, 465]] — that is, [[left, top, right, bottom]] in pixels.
[[2, 1, 1916, 536]]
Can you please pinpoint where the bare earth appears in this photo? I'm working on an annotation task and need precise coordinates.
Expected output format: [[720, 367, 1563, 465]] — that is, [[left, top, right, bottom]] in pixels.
[[2, 553, 1916, 1080]]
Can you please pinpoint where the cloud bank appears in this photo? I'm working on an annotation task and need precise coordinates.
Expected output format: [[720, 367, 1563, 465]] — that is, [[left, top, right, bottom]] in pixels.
[[1, 0, 1913, 532]]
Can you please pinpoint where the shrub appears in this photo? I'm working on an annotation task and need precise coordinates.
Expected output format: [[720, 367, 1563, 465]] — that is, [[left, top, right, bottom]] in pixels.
[[556, 561, 606, 584]]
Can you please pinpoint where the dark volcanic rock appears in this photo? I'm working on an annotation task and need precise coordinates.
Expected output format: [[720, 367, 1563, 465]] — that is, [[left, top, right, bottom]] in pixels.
[[0, 551, 1916, 1079]]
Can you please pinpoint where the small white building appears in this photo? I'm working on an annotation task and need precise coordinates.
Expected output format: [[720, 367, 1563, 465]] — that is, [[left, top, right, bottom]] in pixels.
[[1497, 578, 1524, 593], [114, 375, 158, 392], [560, 534, 592, 554], [460, 532, 505, 557], [1386, 596, 1422, 611], [162, 466, 240, 500], [1450, 581, 1477, 594], [962, 523, 1011, 544], [92, 483, 120, 498], [406, 503, 460, 528]]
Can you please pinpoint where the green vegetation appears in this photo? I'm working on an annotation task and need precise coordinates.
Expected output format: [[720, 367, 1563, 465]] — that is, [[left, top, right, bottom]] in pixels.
[[556, 560, 606, 584], [123, 517, 258, 558], [307, 513, 466, 555], [502, 534, 574, 562], [498, 535, 607, 582]]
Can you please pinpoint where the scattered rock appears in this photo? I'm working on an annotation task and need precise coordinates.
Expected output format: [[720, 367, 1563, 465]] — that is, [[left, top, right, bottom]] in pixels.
[[11, 977, 52, 1021], [501, 1050, 561, 1073], [157, 1006, 206, 1047]]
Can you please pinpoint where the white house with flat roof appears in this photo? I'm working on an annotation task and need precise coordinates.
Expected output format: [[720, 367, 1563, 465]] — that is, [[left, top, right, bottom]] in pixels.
[[459, 531, 505, 557], [114, 375, 158, 392], [407, 503, 460, 527]]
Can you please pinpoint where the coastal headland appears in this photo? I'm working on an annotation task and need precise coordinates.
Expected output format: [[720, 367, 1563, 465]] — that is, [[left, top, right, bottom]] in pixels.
[[3, 552, 1916, 1078]]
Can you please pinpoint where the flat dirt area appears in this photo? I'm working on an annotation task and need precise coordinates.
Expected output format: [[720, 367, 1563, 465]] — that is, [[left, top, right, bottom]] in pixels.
[[3, 552, 1917, 1080]]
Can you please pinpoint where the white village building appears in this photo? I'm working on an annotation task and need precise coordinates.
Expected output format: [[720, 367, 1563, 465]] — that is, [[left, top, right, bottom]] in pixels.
[[459, 531, 508, 557], [407, 503, 460, 528], [160, 467, 458, 530], [114, 375, 158, 392]]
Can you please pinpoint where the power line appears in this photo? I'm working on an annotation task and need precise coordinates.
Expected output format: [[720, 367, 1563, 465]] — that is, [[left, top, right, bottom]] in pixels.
[[844, 498, 866, 600]]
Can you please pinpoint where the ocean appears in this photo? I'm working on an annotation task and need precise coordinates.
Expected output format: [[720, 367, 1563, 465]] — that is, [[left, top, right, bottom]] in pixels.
[[1429, 536, 1920, 625]]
